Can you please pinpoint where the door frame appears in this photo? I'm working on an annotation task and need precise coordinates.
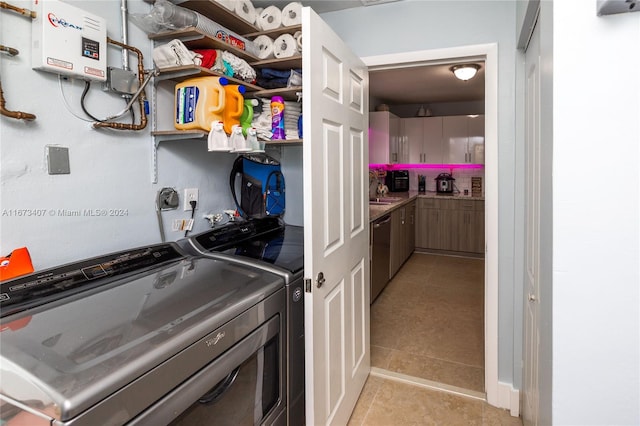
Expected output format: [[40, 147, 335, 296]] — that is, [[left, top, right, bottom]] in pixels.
[[362, 43, 501, 408]]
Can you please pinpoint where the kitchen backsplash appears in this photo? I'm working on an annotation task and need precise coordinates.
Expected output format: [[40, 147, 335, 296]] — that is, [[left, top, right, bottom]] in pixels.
[[371, 167, 485, 197]]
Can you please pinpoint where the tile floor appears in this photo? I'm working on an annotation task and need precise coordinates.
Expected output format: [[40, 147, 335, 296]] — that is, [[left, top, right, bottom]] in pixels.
[[347, 253, 522, 425], [348, 375, 522, 426], [371, 253, 485, 392]]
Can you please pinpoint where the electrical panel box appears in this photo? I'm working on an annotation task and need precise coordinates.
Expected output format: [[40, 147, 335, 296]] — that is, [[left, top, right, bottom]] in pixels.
[[32, 0, 107, 81]]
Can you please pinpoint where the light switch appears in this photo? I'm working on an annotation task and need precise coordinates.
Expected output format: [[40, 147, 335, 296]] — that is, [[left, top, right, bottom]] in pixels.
[[46, 146, 70, 175]]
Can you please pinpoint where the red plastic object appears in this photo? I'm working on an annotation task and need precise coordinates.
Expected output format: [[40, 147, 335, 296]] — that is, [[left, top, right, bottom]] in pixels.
[[0, 247, 34, 281]]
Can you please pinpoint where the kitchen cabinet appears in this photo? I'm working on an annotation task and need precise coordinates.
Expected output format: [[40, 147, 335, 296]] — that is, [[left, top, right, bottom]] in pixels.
[[389, 200, 417, 278], [402, 117, 443, 164], [453, 199, 485, 253], [442, 115, 485, 164], [369, 111, 401, 163], [389, 207, 404, 278], [416, 198, 455, 251], [415, 197, 484, 254], [404, 200, 416, 260]]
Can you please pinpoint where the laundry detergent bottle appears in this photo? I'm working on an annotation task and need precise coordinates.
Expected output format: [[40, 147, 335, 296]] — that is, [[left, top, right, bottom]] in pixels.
[[240, 98, 259, 136], [175, 76, 228, 131], [222, 84, 246, 135]]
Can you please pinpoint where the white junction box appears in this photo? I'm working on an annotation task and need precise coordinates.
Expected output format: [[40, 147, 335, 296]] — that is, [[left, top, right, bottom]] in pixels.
[[32, 0, 107, 81]]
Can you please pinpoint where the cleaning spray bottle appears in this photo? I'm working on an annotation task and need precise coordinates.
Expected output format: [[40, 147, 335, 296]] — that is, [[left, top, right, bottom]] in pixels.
[[207, 121, 230, 151], [222, 84, 246, 135], [240, 99, 259, 136]]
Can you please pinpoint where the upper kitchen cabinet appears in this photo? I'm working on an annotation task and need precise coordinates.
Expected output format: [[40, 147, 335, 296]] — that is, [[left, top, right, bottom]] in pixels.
[[403, 117, 443, 164], [369, 111, 401, 164], [442, 115, 485, 164]]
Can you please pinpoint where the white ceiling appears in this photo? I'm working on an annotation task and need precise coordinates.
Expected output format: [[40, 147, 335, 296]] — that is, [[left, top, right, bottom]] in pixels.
[[369, 63, 485, 105], [251, 0, 485, 105]]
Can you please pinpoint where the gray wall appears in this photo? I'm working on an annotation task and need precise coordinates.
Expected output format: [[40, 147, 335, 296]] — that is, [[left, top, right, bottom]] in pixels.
[[1, 1, 252, 268], [321, 0, 521, 388]]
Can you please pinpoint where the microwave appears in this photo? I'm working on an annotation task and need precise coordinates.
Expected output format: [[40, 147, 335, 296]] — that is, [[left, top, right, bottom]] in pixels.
[[385, 170, 409, 192]]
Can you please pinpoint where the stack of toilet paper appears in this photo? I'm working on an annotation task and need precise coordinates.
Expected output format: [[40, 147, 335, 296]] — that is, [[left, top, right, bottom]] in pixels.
[[212, 1, 302, 31], [252, 31, 302, 60], [256, 2, 302, 30]]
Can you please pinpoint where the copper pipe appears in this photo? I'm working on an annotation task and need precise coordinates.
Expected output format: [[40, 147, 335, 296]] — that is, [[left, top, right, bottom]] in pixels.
[[0, 45, 19, 56], [93, 38, 147, 131], [0, 2, 36, 18], [0, 80, 36, 120]]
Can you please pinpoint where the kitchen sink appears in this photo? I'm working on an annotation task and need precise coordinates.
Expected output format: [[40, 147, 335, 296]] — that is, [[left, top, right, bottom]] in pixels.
[[369, 197, 403, 205]]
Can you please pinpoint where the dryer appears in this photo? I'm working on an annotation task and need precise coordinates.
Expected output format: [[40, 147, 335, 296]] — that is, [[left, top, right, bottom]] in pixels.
[[180, 217, 305, 426]]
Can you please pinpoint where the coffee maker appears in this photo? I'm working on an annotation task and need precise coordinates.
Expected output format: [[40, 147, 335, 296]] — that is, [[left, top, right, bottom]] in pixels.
[[435, 173, 455, 194], [418, 175, 426, 193]]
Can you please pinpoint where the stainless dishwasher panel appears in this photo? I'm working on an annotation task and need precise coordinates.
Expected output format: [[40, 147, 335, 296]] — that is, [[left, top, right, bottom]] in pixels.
[[371, 215, 391, 303]]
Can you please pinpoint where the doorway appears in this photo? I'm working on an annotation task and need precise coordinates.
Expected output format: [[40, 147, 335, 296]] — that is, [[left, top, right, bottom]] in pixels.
[[362, 43, 499, 405]]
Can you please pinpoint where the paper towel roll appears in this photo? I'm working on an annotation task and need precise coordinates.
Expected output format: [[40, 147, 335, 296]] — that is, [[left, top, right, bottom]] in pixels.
[[258, 5, 282, 31], [273, 33, 297, 58], [281, 2, 302, 26], [254, 35, 275, 60], [213, 0, 235, 11], [293, 30, 302, 52], [235, 0, 256, 24]]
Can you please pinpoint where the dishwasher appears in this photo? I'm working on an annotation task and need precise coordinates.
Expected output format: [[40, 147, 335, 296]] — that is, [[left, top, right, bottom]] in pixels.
[[371, 214, 391, 303]]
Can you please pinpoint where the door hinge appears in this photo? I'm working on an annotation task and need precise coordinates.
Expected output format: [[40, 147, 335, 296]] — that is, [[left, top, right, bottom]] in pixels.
[[305, 278, 312, 293]]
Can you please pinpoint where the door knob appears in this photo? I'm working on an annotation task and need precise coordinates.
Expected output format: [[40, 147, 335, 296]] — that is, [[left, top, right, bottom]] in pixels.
[[528, 294, 537, 302], [316, 272, 325, 288]]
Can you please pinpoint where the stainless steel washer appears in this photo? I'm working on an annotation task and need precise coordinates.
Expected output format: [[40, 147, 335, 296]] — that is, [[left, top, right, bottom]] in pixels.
[[0, 243, 287, 425]]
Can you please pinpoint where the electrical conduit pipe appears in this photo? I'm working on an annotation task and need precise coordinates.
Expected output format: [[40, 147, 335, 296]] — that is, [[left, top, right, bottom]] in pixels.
[[92, 38, 148, 131]]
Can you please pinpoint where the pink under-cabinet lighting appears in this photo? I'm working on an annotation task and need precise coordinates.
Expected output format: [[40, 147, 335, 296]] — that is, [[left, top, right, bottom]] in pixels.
[[369, 163, 485, 170]]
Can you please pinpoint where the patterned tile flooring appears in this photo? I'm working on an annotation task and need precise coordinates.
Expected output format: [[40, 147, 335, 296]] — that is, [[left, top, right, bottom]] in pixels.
[[347, 253, 521, 425]]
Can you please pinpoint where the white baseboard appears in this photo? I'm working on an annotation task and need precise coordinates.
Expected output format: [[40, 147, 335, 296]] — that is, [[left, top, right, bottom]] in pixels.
[[497, 381, 520, 417]]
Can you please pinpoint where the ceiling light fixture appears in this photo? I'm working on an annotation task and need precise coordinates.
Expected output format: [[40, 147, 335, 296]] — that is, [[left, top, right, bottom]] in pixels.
[[451, 64, 480, 81]]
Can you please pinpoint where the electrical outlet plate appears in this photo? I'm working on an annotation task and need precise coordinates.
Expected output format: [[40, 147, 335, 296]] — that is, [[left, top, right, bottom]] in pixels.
[[184, 188, 198, 210]]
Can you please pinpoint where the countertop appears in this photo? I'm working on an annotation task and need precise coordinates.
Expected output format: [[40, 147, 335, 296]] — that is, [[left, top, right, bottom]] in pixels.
[[369, 191, 485, 222]]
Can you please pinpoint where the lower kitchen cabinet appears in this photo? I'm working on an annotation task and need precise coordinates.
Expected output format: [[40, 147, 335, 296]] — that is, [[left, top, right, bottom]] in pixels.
[[404, 200, 416, 261], [416, 198, 484, 254], [389, 200, 416, 278], [453, 199, 485, 253]]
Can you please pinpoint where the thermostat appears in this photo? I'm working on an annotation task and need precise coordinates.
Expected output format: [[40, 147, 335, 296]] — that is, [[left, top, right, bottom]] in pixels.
[[32, 0, 107, 81]]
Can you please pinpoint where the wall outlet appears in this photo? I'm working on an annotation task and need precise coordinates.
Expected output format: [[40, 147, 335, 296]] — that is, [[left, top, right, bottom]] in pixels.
[[184, 188, 198, 211]]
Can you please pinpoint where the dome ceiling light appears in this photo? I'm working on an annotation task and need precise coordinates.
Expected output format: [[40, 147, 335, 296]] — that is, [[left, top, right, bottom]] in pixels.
[[451, 64, 480, 81]]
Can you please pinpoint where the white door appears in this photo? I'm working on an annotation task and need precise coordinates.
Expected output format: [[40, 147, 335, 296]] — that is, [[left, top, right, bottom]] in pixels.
[[302, 7, 370, 426], [523, 16, 541, 426]]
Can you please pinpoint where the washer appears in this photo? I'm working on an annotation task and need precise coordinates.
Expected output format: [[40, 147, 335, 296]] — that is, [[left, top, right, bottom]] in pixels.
[[180, 217, 305, 426], [0, 243, 287, 425]]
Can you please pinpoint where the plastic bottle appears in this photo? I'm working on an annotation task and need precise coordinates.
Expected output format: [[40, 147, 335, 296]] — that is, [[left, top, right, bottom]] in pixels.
[[240, 99, 259, 136], [270, 96, 285, 140], [230, 124, 251, 152], [207, 121, 230, 152], [175, 76, 228, 131], [246, 127, 263, 152], [222, 84, 246, 135]]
